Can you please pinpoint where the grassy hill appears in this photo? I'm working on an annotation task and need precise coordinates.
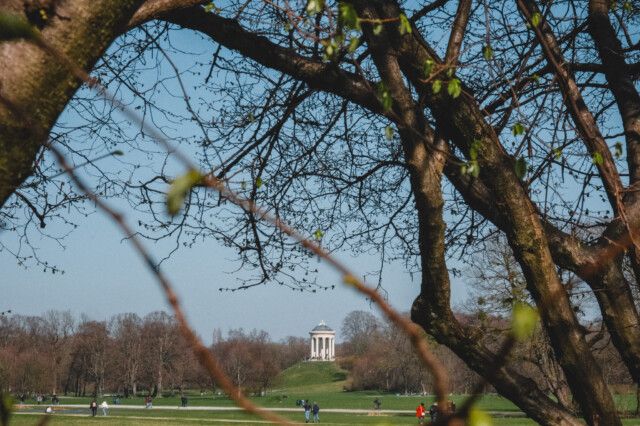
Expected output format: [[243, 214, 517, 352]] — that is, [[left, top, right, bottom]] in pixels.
[[273, 361, 348, 394], [268, 361, 388, 409], [267, 361, 523, 412]]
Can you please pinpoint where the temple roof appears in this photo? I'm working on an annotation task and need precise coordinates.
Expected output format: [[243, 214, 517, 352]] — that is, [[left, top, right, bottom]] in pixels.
[[311, 320, 334, 333]]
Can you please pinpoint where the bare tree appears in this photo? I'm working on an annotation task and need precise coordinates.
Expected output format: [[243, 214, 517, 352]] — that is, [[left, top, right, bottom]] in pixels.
[[4, 0, 640, 424], [340, 310, 382, 356], [77, 319, 110, 396], [111, 313, 143, 396], [141, 311, 180, 397], [41, 310, 75, 395], [212, 329, 284, 396]]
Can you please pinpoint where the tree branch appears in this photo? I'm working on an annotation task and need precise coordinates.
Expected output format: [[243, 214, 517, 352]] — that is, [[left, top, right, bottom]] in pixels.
[[445, 0, 472, 65]]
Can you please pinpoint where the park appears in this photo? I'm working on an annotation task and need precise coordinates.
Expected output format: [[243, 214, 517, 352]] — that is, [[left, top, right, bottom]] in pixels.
[[8, 361, 640, 425], [3, 0, 640, 425]]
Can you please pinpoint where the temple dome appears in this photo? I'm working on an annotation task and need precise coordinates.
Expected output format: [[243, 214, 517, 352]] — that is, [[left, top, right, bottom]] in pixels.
[[310, 320, 334, 333]]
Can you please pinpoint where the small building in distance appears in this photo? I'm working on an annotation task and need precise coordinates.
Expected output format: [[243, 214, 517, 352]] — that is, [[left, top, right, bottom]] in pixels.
[[309, 320, 336, 361]]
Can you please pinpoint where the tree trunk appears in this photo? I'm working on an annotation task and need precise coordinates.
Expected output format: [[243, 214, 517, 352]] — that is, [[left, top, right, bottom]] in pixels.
[[347, 1, 622, 422], [157, 367, 163, 397], [413, 298, 583, 426], [0, 0, 144, 205], [588, 262, 640, 383]]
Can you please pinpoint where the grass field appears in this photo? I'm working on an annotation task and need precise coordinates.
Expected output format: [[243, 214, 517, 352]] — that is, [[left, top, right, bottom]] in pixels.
[[9, 362, 640, 425], [40, 363, 522, 412], [10, 412, 640, 426]]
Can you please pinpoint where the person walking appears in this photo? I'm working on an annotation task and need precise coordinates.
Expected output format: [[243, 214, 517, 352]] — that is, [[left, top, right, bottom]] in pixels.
[[373, 398, 381, 412], [90, 400, 97, 417], [312, 401, 320, 423], [303, 400, 311, 423], [415, 402, 425, 424], [100, 401, 109, 416], [428, 402, 438, 422]]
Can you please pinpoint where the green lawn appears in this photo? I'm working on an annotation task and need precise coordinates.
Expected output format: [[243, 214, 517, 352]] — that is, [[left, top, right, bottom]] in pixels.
[[42, 392, 520, 411], [10, 411, 640, 426], [9, 362, 640, 425], [2, 411, 559, 426], [44, 362, 522, 412]]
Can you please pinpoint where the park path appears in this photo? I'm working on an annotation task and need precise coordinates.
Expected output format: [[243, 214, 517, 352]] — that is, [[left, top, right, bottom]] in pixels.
[[18, 404, 526, 417], [22, 403, 409, 413]]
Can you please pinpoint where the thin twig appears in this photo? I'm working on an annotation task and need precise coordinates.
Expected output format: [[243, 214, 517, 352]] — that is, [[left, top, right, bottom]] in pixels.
[[30, 7, 451, 415], [200, 174, 451, 404], [49, 144, 294, 426]]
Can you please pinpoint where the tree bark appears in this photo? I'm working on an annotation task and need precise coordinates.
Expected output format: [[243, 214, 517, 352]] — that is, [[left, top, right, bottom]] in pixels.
[[357, 0, 621, 422], [0, 0, 145, 206]]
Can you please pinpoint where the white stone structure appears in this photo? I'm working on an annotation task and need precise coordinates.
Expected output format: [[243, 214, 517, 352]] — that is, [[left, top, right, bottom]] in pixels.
[[309, 321, 336, 361]]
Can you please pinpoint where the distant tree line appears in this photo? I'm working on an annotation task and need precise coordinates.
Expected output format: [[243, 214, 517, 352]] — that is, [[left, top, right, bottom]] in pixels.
[[338, 310, 634, 403], [0, 311, 307, 398], [1, 306, 633, 406]]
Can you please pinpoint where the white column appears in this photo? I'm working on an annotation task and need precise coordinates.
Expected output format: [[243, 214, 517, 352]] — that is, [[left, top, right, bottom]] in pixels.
[[310, 337, 313, 359], [313, 337, 317, 358]]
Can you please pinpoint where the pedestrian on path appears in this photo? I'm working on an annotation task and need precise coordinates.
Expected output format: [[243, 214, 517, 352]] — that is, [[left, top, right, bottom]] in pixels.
[[90, 400, 97, 417], [416, 402, 425, 424], [303, 400, 311, 423], [429, 401, 438, 422], [312, 401, 320, 423], [373, 398, 382, 411], [100, 401, 109, 416]]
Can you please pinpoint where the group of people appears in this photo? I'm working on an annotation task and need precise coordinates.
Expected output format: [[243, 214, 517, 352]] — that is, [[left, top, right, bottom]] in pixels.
[[22, 393, 59, 405], [89, 400, 109, 416], [301, 399, 320, 423], [416, 400, 456, 424]]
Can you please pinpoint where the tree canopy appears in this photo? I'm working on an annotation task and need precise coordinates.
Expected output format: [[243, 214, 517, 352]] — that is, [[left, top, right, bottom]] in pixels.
[[2, 0, 640, 424]]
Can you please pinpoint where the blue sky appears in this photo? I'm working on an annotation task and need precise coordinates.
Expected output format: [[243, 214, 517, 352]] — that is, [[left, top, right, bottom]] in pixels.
[[1, 202, 460, 343], [1, 18, 474, 344]]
